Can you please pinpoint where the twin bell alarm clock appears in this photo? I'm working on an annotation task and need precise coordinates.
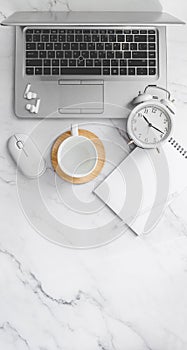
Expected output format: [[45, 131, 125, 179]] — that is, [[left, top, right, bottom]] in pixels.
[[127, 85, 176, 149]]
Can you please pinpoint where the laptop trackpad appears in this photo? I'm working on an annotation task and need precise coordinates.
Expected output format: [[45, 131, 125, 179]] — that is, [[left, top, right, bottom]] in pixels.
[[58, 80, 104, 114]]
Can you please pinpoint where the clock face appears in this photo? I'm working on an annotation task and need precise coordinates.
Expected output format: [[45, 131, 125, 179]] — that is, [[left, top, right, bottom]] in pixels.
[[128, 104, 172, 148]]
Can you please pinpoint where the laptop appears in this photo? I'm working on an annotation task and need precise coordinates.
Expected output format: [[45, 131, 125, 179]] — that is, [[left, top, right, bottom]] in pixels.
[[1, 11, 184, 119]]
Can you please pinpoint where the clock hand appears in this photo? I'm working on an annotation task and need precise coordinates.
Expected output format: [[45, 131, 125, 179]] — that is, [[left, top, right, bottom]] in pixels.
[[151, 125, 165, 134], [142, 115, 152, 126]]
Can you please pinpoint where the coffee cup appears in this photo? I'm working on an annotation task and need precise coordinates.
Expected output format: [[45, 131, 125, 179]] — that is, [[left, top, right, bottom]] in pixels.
[[57, 124, 98, 178]]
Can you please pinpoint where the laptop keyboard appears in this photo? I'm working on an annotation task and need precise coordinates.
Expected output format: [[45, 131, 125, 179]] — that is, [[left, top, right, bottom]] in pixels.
[[25, 28, 158, 77]]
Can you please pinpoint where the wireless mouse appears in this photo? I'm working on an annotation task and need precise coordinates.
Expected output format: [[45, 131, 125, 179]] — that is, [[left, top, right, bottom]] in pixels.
[[8, 134, 46, 178]]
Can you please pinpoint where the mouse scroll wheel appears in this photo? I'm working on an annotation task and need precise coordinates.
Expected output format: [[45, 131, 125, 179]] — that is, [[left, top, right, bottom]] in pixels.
[[16, 140, 24, 149]]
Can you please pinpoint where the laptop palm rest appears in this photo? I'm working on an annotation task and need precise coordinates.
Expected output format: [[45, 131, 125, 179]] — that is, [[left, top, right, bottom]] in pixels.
[[58, 80, 104, 114]]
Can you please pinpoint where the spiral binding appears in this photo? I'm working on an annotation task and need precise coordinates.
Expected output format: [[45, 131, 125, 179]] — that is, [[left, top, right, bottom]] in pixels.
[[168, 137, 187, 158]]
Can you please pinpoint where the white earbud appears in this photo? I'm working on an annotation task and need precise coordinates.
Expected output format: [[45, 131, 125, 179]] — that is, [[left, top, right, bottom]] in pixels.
[[24, 84, 37, 100], [132, 92, 152, 105], [26, 99, 40, 114]]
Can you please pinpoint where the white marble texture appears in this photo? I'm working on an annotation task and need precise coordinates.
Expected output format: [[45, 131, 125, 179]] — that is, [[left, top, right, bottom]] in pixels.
[[1, 0, 187, 349]]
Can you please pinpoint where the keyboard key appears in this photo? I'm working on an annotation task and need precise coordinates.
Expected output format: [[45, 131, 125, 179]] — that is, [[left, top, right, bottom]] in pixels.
[[120, 68, 127, 75], [80, 43, 87, 50], [26, 34, 32, 42], [134, 35, 147, 42], [77, 59, 85, 66], [98, 51, 106, 58], [124, 30, 131, 34], [100, 29, 106, 34], [82, 51, 89, 58], [26, 59, 42, 66], [71, 43, 78, 50], [94, 59, 101, 66], [88, 43, 95, 50], [148, 30, 155, 34], [96, 43, 104, 50], [67, 35, 74, 42], [75, 29, 82, 34], [103, 59, 110, 66], [52, 67, 59, 75], [46, 43, 53, 50], [86, 59, 93, 66], [61, 59, 68, 66], [26, 67, 34, 75], [149, 60, 156, 66], [117, 35, 125, 42], [39, 51, 46, 58], [69, 59, 76, 66], [61, 68, 101, 75], [65, 51, 72, 58], [84, 35, 91, 42], [123, 52, 131, 58], [128, 59, 147, 66], [103, 68, 110, 75], [132, 30, 139, 34], [51, 29, 58, 34], [116, 30, 123, 34], [105, 43, 112, 50], [138, 43, 147, 50], [101, 35, 108, 42], [149, 51, 156, 58], [107, 51, 114, 58], [148, 35, 156, 42], [26, 43, 36, 50], [90, 51, 97, 58], [52, 59, 59, 66], [59, 35, 66, 42], [83, 29, 90, 34], [92, 35, 100, 42], [50, 35, 58, 42], [37, 43, 44, 50], [75, 35, 83, 42], [26, 29, 33, 34], [73, 51, 80, 58], [149, 43, 156, 50], [108, 29, 114, 34], [56, 51, 64, 58], [63, 43, 70, 50], [149, 67, 156, 75], [109, 35, 116, 42], [67, 29, 74, 34], [120, 59, 127, 66], [137, 68, 147, 75], [111, 67, 118, 75], [130, 43, 137, 50], [44, 59, 51, 66], [42, 29, 50, 34], [54, 43, 61, 50], [126, 35, 133, 42], [91, 29, 98, 34], [42, 35, 49, 42], [111, 59, 118, 66], [35, 67, 42, 75], [132, 51, 147, 58], [140, 30, 147, 34], [128, 67, 135, 75], [113, 43, 120, 50], [26, 51, 38, 58], [122, 43, 129, 50], [34, 29, 41, 34], [115, 51, 122, 58], [33, 34, 40, 42], [48, 51, 55, 58]]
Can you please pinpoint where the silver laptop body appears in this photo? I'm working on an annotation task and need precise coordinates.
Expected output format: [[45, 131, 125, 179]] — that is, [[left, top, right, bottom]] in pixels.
[[2, 11, 184, 119]]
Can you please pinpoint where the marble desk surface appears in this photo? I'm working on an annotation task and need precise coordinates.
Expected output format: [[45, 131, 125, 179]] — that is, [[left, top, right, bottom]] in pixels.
[[1, 0, 187, 349]]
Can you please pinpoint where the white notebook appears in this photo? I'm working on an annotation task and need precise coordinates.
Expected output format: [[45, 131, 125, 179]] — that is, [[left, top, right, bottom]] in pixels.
[[94, 115, 187, 235]]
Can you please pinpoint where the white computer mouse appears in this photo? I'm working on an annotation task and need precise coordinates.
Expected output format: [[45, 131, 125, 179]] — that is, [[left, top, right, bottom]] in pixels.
[[8, 134, 46, 178]]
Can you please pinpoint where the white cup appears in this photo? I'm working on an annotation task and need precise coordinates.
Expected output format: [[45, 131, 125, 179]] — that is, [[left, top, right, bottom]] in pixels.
[[57, 124, 98, 178]]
